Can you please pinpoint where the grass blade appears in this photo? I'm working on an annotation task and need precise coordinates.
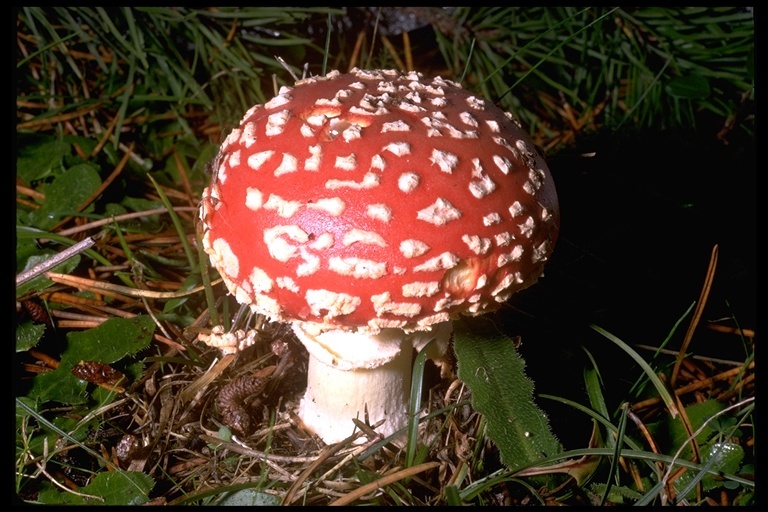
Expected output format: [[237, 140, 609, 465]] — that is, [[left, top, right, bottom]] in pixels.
[[590, 324, 679, 417]]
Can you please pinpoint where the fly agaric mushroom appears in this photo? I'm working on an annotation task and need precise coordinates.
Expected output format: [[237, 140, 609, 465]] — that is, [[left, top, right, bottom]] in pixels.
[[199, 68, 559, 444]]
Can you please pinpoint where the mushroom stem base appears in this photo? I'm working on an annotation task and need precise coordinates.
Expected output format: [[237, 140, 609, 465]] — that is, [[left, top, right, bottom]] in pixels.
[[293, 324, 413, 444], [292, 322, 453, 445], [303, 345, 412, 444]]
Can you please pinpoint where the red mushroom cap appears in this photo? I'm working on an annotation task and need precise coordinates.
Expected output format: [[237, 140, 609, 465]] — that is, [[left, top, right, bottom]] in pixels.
[[200, 68, 559, 333]]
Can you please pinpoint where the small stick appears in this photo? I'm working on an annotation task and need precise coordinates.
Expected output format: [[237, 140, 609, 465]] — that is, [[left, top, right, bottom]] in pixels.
[[671, 245, 718, 386], [57, 207, 197, 238], [329, 462, 440, 506], [16, 237, 96, 287], [632, 361, 754, 410], [403, 31, 413, 72], [276, 55, 299, 82], [45, 271, 219, 299], [282, 431, 367, 505]]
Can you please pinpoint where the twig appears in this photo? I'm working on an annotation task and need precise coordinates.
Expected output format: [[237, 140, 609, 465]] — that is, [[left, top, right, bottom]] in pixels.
[[152, 334, 186, 351], [44, 291, 106, 308], [45, 271, 219, 299], [316, 429, 383, 483], [282, 432, 367, 505], [329, 461, 440, 506], [17, 184, 45, 201], [380, 35, 406, 71], [90, 109, 120, 158], [57, 206, 198, 238], [625, 406, 662, 458], [671, 245, 718, 386], [199, 434, 320, 464], [50, 310, 106, 323], [141, 296, 174, 340], [180, 354, 237, 404], [706, 324, 755, 338], [633, 343, 747, 367], [403, 31, 413, 72], [276, 55, 300, 81], [16, 101, 107, 130], [348, 30, 366, 71], [16, 237, 96, 286], [632, 361, 755, 410]]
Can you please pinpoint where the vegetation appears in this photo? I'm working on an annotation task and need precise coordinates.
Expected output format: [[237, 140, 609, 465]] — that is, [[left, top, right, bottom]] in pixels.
[[16, 7, 754, 505]]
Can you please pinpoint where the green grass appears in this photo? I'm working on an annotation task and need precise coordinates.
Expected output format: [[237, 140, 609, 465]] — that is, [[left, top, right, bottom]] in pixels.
[[16, 7, 755, 506], [431, 7, 754, 150]]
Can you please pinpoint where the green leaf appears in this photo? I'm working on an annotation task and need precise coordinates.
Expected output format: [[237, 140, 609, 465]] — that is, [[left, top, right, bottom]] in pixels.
[[674, 442, 744, 500], [516, 420, 602, 486], [29, 368, 89, 405], [589, 483, 643, 504], [16, 321, 46, 352], [121, 196, 165, 213], [27, 162, 102, 230], [665, 74, 711, 99], [647, 399, 726, 456], [37, 470, 154, 505], [213, 488, 281, 506], [28, 316, 155, 405], [454, 316, 562, 470], [583, 366, 610, 421], [16, 237, 43, 273], [667, 400, 725, 453], [16, 135, 70, 183], [61, 315, 156, 367]]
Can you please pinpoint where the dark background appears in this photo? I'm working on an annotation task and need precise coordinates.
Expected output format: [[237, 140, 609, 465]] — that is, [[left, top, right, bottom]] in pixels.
[[497, 130, 756, 448]]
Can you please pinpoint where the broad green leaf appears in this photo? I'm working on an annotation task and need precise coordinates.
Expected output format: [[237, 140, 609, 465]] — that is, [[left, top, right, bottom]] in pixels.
[[16, 237, 43, 273], [121, 196, 164, 212], [667, 400, 726, 452], [647, 399, 726, 456], [61, 135, 99, 158], [27, 162, 102, 230], [28, 316, 155, 405], [28, 368, 89, 405], [16, 321, 46, 352], [665, 74, 711, 99], [213, 489, 281, 506], [16, 135, 70, 183], [61, 315, 156, 366], [15, 396, 37, 430], [674, 442, 744, 500], [37, 470, 154, 505], [454, 316, 562, 470]]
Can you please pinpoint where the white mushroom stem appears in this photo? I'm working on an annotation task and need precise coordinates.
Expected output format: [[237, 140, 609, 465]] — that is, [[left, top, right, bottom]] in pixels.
[[292, 321, 452, 444]]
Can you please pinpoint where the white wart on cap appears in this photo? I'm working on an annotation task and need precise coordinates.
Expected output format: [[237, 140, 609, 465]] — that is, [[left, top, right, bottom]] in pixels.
[[200, 68, 560, 334]]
